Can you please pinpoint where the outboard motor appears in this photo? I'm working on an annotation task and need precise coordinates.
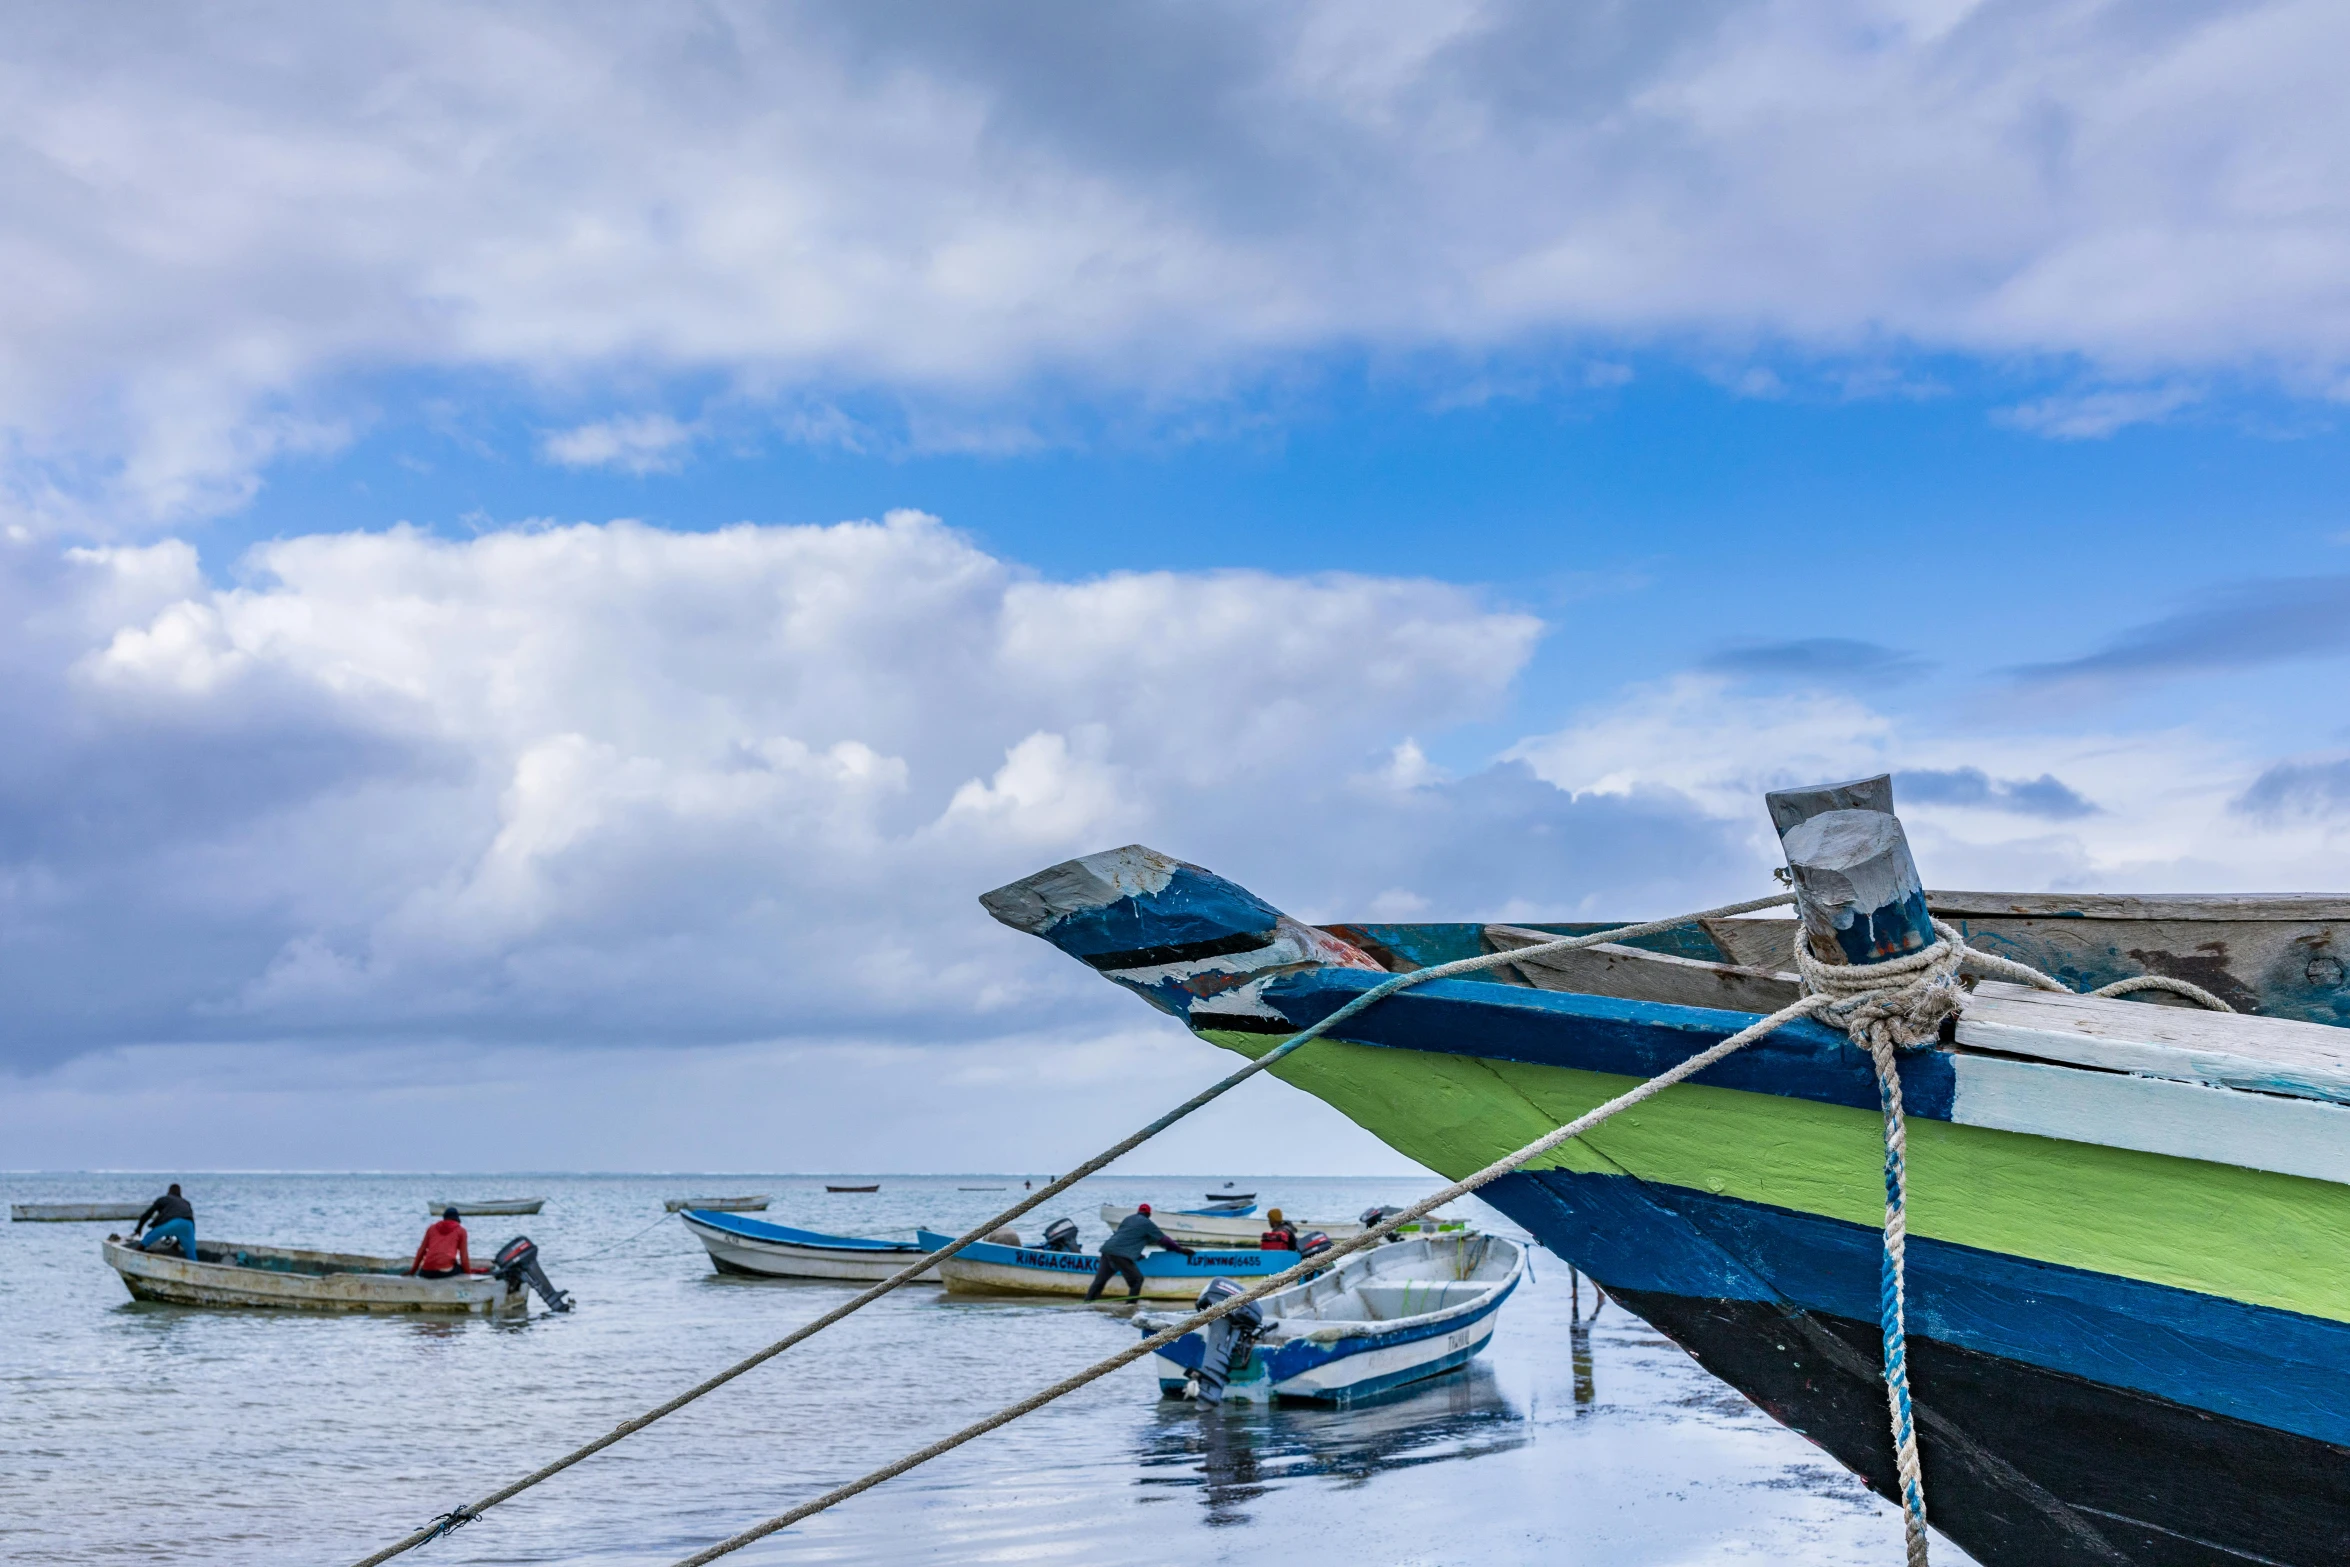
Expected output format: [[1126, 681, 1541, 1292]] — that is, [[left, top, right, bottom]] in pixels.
[[491, 1236, 574, 1313], [1297, 1230, 1334, 1260], [1359, 1204, 1405, 1238], [1039, 1216, 1082, 1253], [1184, 1277, 1265, 1405]]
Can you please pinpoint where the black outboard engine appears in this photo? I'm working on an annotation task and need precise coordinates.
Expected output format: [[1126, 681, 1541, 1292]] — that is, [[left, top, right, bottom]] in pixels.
[[1039, 1217, 1082, 1253], [1184, 1278, 1265, 1405], [1297, 1230, 1334, 1260], [1359, 1204, 1405, 1238], [491, 1236, 574, 1313]]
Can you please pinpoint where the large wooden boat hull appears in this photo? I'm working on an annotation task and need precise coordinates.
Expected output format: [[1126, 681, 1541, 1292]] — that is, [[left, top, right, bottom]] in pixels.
[[984, 845, 2350, 1567], [102, 1239, 527, 1315], [679, 1211, 941, 1282]]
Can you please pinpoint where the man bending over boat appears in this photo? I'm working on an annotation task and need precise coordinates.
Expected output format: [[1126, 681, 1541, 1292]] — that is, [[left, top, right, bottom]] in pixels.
[[1085, 1203, 1194, 1301], [409, 1208, 474, 1279], [127, 1183, 197, 1260]]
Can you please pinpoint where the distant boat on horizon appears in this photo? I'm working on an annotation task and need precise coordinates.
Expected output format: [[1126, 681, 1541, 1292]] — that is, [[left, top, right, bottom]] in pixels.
[[825, 1182, 880, 1193], [428, 1196, 544, 1216], [663, 1194, 769, 1213], [12, 1201, 145, 1222]]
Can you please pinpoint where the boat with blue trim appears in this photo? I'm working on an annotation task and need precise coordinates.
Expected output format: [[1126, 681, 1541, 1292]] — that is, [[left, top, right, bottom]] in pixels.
[[1139, 1231, 1521, 1402], [918, 1227, 1297, 1299], [983, 813, 2350, 1567], [680, 1211, 941, 1283]]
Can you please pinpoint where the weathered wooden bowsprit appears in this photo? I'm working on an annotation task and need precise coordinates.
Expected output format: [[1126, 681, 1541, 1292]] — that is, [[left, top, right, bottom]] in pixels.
[[982, 782, 2350, 1567]]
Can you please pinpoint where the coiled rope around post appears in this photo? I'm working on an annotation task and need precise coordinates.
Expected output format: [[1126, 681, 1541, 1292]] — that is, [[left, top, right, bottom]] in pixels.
[[1792, 919, 2233, 1567], [350, 891, 1794, 1567], [662, 921, 2230, 1567]]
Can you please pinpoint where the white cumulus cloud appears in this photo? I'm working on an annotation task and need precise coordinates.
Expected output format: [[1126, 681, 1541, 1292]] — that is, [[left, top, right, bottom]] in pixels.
[[5, 1, 2350, 526]]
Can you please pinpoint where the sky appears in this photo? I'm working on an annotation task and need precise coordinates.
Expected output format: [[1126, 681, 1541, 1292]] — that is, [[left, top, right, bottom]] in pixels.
[[8, 0, 2350, 1173]]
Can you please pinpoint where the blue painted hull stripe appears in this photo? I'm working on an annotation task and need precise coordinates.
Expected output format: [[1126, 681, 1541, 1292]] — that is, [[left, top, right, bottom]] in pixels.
[[1155, 1275, 1517, 1385], [683, 1213, 925, 1251], [1479, 1169, 2350, 1448], [1249, 966, 1956, 1120]]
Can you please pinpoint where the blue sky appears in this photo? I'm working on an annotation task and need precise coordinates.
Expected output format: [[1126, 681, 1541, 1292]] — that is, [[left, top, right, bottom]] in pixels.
[[7, 1, 2350, 1170]]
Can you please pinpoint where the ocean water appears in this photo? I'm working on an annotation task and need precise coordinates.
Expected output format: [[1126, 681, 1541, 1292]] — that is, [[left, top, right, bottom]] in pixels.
[[0, 1172, 1975, 1566]]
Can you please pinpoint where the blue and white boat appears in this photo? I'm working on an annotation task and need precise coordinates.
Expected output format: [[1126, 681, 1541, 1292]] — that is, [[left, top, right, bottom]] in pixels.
[[680, 1211, 941, 1283], [918, 1228, 1294, 1299], [1137, 1232, 1522, 1402]]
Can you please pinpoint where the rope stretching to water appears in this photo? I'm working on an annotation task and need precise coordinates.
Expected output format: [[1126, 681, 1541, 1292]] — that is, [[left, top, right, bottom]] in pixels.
[[1792, 919, 2232, 1566], [361, 889, 2230, 1567], [668, 984, 1841, 1566], [350, 891, 1794, 1567]]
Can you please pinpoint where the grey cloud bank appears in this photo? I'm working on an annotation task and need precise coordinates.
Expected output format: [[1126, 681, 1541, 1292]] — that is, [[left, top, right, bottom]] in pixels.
[[2009, 575, 2350, 688], [6, 0, 2350, 526], [0, 512, 1570, 1072]]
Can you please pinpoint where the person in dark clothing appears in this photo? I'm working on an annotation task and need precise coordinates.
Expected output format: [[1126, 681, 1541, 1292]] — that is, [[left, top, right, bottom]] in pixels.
[[1259, 1207, 1299, 1251], [129, 1183, 197, 1260], [1085, 1203, 1193, 1301], [409, 1208, 473, 1279]]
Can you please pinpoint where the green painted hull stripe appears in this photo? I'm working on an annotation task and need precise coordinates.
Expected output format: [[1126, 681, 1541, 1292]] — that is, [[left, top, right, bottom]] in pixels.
[[1197, 1028, 2350, 1326]]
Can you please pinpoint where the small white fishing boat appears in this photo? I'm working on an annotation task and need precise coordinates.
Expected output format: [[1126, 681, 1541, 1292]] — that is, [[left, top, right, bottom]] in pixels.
[[12, 1201, 145, 1222], [1138, 1232, 1523, 1403], [921, 1228, 1297, 1299], [663, 1194, 770, 1213], [99, 1236, 571, 1316], [427, 1196, 545, 1216], [679, 1211, 942, 1282]]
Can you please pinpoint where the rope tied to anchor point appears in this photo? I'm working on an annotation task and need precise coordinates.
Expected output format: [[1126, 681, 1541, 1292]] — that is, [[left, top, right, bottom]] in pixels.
[[357, 885, 2235, 1567], [350, 890, 1796, 1567]]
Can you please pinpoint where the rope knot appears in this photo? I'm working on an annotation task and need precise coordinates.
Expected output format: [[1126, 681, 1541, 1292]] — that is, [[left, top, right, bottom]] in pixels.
[[1794, 918, 1970, 1056], [423, 1506, 478, 1542]]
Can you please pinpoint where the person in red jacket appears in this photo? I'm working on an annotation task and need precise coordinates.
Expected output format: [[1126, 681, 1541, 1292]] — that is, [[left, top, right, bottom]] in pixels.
[[409, 1208, 473, 1279], [1259, 1207, 1300, 1251]]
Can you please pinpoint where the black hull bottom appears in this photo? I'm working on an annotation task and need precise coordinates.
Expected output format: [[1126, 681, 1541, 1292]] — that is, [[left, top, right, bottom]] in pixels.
[[1613, 1288, 2350, 1567]]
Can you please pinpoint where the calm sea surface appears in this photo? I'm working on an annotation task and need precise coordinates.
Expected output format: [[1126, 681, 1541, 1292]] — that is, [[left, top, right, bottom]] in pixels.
[[1, 1172, 1976, 1565]]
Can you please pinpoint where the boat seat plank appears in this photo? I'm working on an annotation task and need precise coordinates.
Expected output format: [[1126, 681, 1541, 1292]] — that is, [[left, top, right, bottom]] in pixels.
[[1486, 925, 1802, 1013], [1955, 980, 2350, 1104]]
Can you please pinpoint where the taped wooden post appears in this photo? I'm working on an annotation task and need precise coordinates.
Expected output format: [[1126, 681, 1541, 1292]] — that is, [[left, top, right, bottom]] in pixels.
[[1765, 774, 1934, 967]]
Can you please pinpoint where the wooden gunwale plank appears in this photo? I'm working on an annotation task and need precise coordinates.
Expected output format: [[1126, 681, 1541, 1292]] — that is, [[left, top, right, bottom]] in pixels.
[[1926, 891, 2350, 921], [1485, 924, 1801, 1013], [1954, 979, 2350, 1103]]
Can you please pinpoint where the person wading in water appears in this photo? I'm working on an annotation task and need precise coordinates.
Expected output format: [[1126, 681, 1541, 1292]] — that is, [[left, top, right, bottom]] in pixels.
[[1085, 1203, 1194, 1301]]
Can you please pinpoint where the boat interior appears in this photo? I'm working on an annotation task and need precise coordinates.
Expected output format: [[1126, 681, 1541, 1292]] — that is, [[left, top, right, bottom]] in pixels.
[[1264, 1233, 1516, 1330], [1324, 897, 2350, 1106], [1327, 892, 2350, 1025], [144, 1240, 409, 1276]]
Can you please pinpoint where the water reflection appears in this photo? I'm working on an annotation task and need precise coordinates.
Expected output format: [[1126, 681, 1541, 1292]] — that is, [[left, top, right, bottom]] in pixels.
[[1134, 1364, 1528, 1525], [1567, 1265, 1607, 1413]]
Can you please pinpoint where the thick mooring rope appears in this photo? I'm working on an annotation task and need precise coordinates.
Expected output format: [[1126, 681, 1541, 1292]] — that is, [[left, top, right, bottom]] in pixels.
[[1792, 919, 2233, 1565], [360, 888, 2233, 1567], [350, 891, 1795, 1567], [668, 986, 1840, 1566]]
